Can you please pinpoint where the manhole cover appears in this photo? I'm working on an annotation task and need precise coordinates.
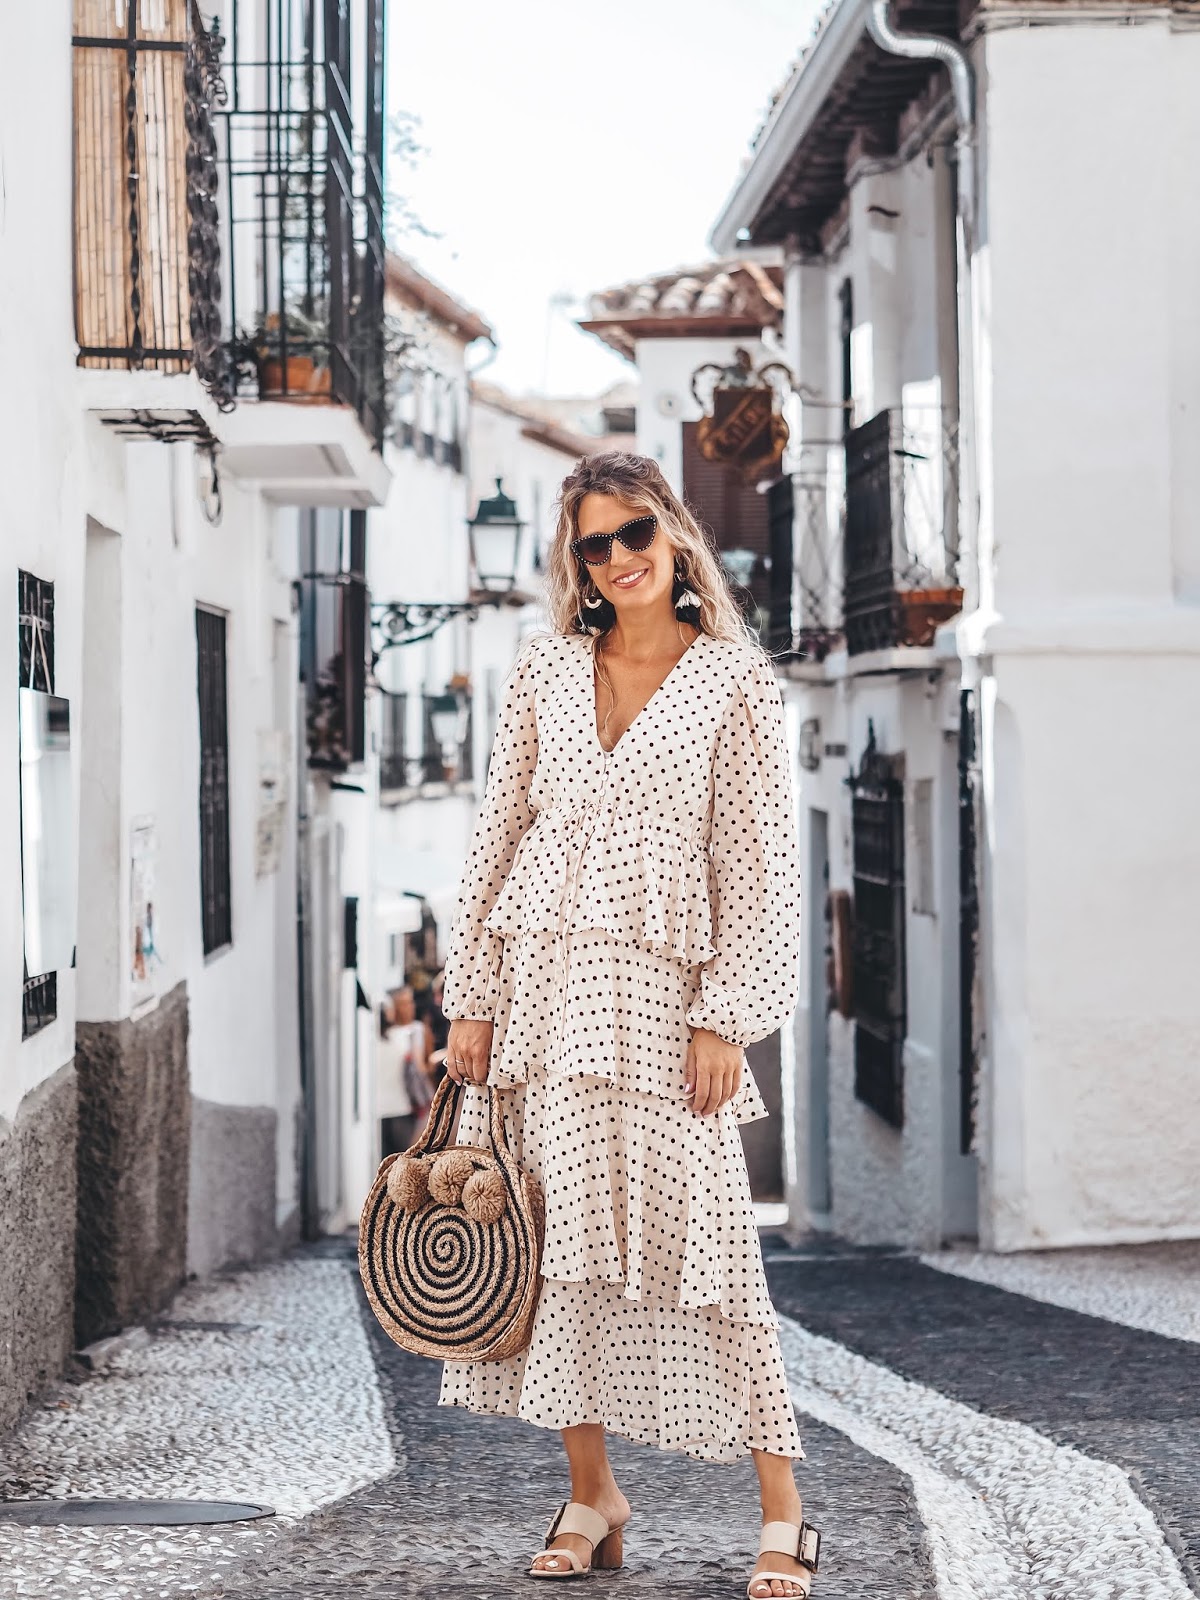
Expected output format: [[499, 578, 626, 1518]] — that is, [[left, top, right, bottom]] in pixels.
[[0, 1499, 275, 1527]]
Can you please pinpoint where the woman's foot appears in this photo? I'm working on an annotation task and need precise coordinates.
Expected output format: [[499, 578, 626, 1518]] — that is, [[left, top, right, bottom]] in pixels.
[[530, 1487, 631, 1576], [748, 1491, 819, 1598]]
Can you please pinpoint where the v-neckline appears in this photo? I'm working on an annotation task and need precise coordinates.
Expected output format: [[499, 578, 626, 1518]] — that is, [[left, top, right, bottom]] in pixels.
[[588, 632, 704, 756]]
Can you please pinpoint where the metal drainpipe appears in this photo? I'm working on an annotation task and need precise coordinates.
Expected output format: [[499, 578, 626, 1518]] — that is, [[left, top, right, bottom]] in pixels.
[[866, 0, 980, 615]]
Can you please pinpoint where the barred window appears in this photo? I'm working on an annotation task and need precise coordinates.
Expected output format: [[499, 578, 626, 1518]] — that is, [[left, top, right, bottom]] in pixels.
[[20, 572, 58, 1037], [196, 607, 232, 955]]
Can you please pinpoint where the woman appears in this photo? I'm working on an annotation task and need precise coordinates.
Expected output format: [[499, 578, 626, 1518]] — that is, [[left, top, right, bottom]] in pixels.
[[377, 986, 433, 1156], [441, 452, 817, 1599]]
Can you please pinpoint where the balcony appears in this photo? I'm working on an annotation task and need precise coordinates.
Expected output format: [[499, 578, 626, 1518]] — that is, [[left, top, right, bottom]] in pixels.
[[843, 408, 962, 657], [379, 690, 474, 801], [71, 0, 391, 508]]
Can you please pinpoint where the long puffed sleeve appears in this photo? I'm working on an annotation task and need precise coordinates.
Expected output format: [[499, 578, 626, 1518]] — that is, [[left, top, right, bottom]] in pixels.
[[442, 643, 540, 1020], [686, 659, 801, 1047]]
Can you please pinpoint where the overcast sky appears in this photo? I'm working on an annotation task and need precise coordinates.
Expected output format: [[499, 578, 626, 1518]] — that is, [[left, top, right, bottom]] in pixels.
[[387, 0, 824, 398]]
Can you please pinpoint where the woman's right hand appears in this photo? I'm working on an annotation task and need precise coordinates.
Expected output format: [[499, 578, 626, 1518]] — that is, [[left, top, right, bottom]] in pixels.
[[445, 1019, 494, 1086]]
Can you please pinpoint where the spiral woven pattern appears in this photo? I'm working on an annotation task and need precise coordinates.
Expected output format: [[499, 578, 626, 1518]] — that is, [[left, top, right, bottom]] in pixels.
[[359, 1080, 544, 1363]]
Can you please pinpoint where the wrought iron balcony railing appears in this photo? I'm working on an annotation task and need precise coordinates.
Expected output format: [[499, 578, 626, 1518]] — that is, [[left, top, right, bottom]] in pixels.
[[843, 407, 962, 656], [765, 465, 846, 663], [216, 0, 387, 446]]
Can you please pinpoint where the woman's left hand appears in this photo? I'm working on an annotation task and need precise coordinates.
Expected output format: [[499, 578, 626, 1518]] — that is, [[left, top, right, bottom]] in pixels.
[[685, 1028, 744, 1115]]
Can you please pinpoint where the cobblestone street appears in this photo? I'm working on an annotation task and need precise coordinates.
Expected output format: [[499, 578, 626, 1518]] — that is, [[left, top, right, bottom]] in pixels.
[[1, 1236, 1197, 1600]]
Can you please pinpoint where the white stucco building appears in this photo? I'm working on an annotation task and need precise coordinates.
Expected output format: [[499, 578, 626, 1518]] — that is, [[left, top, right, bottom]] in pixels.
[[0, 0, 391, 1428], [707, 0, 1200, 1249]]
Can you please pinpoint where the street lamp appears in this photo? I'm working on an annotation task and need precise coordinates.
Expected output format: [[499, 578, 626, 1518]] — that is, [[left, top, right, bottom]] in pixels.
[[372, 480, 529, 654], [467, 478, 525, 594], [428, 688, 470, 777]]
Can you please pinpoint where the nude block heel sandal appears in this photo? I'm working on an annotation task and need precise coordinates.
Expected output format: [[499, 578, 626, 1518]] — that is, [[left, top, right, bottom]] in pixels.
[[530, 1502, 626, 1579], [748, 1520, 822, 1598]]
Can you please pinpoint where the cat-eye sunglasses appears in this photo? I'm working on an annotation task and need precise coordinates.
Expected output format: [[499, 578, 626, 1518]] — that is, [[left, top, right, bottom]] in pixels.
[[570, 514, 657, 567]]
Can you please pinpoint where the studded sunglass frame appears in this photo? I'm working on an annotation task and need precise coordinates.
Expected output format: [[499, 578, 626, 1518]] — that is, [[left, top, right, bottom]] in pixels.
[[570, 515, 658, 566]]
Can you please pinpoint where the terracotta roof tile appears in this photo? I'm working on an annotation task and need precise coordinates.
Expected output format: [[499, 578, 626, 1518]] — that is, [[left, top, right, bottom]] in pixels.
[[579, 255, 784, 361]]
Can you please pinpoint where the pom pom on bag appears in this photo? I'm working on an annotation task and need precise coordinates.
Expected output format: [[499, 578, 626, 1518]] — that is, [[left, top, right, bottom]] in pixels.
[[359, 1077, 544, 1363]]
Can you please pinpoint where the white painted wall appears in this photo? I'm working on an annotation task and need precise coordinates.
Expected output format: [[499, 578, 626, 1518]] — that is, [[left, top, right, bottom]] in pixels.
[[0, 0, 88, 1125], [0, 0, 305, 1232], [70, 428, 304, 1235], [970, 20, 1200, 1248]]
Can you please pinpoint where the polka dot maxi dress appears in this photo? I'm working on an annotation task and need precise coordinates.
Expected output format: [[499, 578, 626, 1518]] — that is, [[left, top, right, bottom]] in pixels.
[[439, 632, 804, 1463]]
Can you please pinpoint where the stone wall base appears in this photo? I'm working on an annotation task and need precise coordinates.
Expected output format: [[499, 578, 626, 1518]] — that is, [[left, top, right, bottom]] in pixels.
[[188, 1099, 279, 1279], [0, 1064, 78, 1432], [75, 983, 191, 1346]]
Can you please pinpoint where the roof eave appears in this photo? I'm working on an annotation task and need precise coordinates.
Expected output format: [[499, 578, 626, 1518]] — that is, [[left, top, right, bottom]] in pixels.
[[385, 254, 496, 346], [518, 422, 601, 458], [709, 0, 870, 254], [578, 313, 778, 349]]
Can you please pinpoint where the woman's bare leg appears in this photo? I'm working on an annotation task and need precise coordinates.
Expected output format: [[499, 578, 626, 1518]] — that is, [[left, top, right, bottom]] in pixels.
[[529, 1424, 632, 1574], [749, 1449, 809, 1597]]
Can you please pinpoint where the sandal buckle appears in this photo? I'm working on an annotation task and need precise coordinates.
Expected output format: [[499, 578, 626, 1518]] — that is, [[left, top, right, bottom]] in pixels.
[[798, 1524, 821, 1574]]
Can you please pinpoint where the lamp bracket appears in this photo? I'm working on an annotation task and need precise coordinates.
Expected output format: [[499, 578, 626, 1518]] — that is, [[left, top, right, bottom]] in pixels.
[[371, 595, 506, 654]]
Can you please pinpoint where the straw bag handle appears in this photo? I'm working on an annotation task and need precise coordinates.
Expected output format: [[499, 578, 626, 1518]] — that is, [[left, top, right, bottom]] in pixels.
[[415, 1075, 511, 1165]]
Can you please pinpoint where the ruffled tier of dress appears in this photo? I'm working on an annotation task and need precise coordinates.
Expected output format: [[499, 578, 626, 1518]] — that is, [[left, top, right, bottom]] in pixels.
[[440, 1281, 804, 1463], [439, 1071, 804, 1462], [454, 1070, 778, 1325], [483, 807, 718, 965], [487, 930, 768, 1124]]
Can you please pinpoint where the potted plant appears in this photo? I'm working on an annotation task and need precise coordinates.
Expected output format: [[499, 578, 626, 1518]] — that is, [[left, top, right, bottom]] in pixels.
[[250, 306, 334, 401], [895, 584, 965, 646]]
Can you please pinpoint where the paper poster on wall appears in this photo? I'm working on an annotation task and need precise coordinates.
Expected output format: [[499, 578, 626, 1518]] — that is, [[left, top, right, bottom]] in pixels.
[[255, 729, 290, 877], [130, 817, 160, 1007]]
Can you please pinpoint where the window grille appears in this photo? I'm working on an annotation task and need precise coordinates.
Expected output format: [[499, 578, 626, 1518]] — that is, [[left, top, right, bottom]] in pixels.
[[72, 0, 232, 405], [958, 689, 980, 1153], [839, 278, 854, 438], [196, 607, 232, 955], [297, 508, 367, 771], [19, 572, 58, 1037], [765, 475, 794, 654], [215, 0, 387, 443], [850, 723, 906, 1128], [379, 690, 408, 791]]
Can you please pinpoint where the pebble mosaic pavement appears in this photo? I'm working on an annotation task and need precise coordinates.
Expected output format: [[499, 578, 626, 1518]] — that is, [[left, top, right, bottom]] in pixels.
[[0, 1235, 1195, 1600]]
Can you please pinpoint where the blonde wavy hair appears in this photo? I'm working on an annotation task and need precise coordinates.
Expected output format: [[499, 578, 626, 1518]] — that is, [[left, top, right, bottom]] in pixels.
[[544, 451, 753, 645]]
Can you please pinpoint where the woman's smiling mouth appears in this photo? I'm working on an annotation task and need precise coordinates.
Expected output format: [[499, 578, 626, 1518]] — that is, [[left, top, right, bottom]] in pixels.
[[612, 567, 649, 589]]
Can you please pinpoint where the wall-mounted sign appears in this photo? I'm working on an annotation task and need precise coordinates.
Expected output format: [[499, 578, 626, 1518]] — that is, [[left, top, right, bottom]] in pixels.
[[799, 718, 822, 773], [690, 348, 792, 483], [130, 816, 160, 1007]]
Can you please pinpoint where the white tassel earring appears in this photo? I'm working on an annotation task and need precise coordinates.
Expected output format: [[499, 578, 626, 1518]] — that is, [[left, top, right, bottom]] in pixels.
[[674, 561, 701, 612]]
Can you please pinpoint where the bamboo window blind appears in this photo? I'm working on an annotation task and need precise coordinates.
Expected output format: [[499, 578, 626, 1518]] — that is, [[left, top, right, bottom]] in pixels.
[[73, 0, 194, 371]]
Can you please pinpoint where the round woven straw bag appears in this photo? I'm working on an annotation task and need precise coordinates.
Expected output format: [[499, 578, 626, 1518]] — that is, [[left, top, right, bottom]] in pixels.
[[358, 1076, 544, 1362]]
